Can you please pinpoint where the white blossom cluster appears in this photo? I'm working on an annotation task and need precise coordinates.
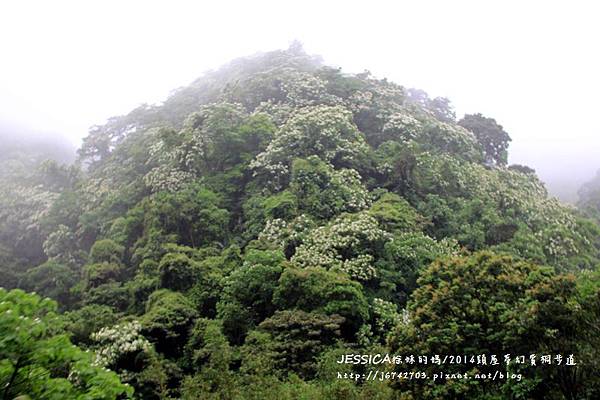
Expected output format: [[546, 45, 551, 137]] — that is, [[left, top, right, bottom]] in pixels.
[[143, 103, 247, 192], [346, 77, 406, 113], [339, 253, 377, 280], [259, 218, 289, 247], [329, 168, 371, 211], [144, 137, 190, 192], [144, 163, 195, 193], [291, 212, 391, 280], [0, 184, 59, 250], [386, 232, 460, 262], [438, 237, 462, 256], [258, 214, 315, 248], [414, 152, 594, 263], [346, 90, 375, 114], [423, 120, 481, 160], [279, 69, 339, 107], [537, 228, 579, 258], [91, 320, 151, 368], [78, 175, 115, 211], [401, 308, 411, 326], [372, 298, 402, 334], [357, 298, 403, 345], [461, 163, 579, 238], [42, 224, 77, 264], [250, 105, 369, 186], [254, 101, 296, 126], [382, 111, 422, 142], [345, 78, 408, 129]]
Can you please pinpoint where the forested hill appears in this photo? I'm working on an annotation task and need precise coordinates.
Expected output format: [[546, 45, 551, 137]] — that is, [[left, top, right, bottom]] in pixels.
[[579, 170, 600, 224], [2, 44, 600, 399], [0, 123, 77, 279]]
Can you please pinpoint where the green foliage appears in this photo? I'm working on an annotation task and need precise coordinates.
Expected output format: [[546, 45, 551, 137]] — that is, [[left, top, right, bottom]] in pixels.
[[0, 288, 132, 399], [90, 239, 125, 264], [217, 250, 284, 344], [83, 263, 124, 289], [2, 45, 600, 398], [250, 105, 369, 188], [21, 260, 78, 308], [459, 113, 511, 166], [290, 156, 370, 220], [255, 310, 345, 379], [81, 282, 131, 311], [389, 251, 581, 399], [290, 211, 391, 281], [181, 319, 235, 397], [142, 183, 230, 249], [142, 290, 197, 358], [409, 153, 599, 271], [42, 224, 83, 266], [273, 266, 369, 338], [381, 231, 459, 304], [62, 304, 119, 345], [158, 252, 197, 292], [262, 190, 298, 220], [368, 192, 426, 234], [578, 169, 600, 224], [0, 244, 21, 290]]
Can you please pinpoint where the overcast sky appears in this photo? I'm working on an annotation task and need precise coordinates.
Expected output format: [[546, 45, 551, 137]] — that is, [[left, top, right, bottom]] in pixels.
[[1, 0, 598, 201]]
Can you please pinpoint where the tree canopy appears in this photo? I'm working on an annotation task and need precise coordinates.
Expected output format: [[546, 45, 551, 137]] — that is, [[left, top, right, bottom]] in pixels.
[[1, 43, 599, 399]]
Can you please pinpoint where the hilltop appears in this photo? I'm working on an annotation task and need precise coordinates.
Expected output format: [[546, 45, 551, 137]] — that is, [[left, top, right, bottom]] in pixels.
[[1, 44, 599, 399]]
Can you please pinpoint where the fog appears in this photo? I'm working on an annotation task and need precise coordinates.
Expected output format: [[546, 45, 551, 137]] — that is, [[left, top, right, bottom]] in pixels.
[[1, 0, 598, 202]]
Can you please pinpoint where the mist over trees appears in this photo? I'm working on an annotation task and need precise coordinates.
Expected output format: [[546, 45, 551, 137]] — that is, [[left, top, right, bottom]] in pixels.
[[579, 170, 600, 224], [0, 121, 75, 163], [1, 44, 599, 399]]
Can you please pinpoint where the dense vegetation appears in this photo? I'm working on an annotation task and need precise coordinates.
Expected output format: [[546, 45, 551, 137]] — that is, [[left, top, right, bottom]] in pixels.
[[1, 44, 599, 399], [579, 170, 600, 225]]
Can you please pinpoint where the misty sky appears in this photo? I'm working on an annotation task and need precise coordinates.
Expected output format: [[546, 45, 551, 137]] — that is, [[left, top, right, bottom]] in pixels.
[[1, 1, 598, 202]]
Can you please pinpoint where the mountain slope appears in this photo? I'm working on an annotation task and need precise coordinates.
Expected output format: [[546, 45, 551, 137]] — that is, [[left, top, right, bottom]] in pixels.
[[1, 44, 600, 399]]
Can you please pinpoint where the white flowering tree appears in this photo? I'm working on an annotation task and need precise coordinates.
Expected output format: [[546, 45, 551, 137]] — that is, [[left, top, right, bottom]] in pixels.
[[250, 105, 369, 189], [291, 212, 391, 281], [411, 152, 598, 270], [92, 320, 152, 371]]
